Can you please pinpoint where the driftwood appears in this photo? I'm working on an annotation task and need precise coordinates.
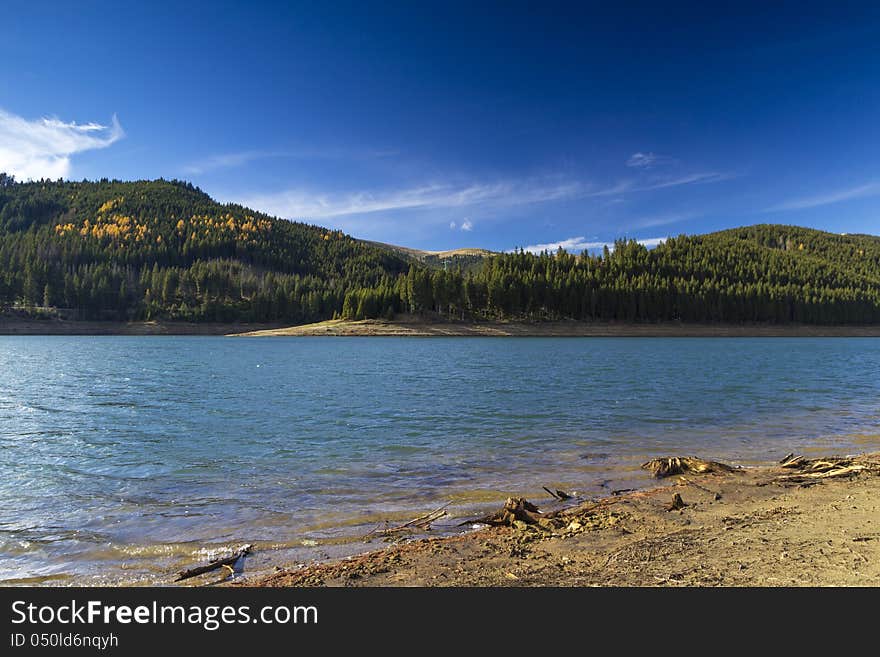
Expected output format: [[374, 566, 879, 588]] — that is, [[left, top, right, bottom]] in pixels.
[[471, 497, 543, 526], [543, 486, 573, 501], [774, 455, 879, 484], [365, 502, 451, 538], [174, 544, 252, 582], [463, 497, 563, 531], [641, 456, 738, 478], [666, 493, 687, 511]]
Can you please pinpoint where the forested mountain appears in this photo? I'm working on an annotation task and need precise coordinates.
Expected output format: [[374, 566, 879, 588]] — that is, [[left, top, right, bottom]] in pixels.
[[0, 176, 408, 322], [449, 226, 880, 324], [1, 174, 879, 324]]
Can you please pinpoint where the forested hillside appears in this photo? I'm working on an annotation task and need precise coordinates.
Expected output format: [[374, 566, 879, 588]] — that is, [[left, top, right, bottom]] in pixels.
[[1, 174, 878, 324], [0, 176, 408, 322], [440, 226, 880, 324]]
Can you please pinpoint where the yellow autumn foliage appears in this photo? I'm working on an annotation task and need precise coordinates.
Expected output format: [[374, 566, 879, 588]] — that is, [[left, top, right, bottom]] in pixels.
[[55, 211, 272, 247], [98, 197, 124, 214]]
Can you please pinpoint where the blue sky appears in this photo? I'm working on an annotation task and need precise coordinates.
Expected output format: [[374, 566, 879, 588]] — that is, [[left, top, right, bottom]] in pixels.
[[2, 1, 879, 252]]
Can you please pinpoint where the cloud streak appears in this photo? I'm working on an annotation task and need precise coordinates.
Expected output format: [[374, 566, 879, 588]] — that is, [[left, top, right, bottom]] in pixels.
[[627, 152, 657, 168], [628, 211, 700, 229], [183, 147, 400, 175], [240, 179, 584, 220], [766, 181, 880, 211], [0, 108, 124, 180], [517, 236, 667, 255], [182, 151, 283, 174], [239, 170, 730, 222], [626, 152, 678, 169], [582, 172, 731, 198]]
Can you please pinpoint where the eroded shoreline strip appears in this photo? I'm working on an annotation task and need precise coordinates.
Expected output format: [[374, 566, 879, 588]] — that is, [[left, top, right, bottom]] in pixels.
[[232, 452, 880, 587]]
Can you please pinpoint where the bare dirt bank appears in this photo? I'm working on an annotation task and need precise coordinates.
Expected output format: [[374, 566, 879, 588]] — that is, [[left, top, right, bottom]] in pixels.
[[232, 317, 880, 337], [238, 453, 880, 587]]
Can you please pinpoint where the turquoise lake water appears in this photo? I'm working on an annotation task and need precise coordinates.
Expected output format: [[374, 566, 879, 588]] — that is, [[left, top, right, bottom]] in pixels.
[[1, 336, 879, 584]]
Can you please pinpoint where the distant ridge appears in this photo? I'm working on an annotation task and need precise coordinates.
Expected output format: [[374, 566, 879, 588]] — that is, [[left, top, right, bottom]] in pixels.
[[359, 239, 495, 269]]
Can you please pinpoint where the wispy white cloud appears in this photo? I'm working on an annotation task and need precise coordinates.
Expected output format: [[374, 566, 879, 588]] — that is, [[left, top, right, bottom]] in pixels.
[[629, 211, 699, 229], [583, 172, 731, 198], [0, 108, 124, 181], [627, 152, 657, 168], [183, 147, 400, 175], [633, 172, 731, 191], [626, 152, 677, 169], [517, 236, 667, 255], [766, 181, 880, 212], [460, 218, 473, 231], [634, 237, 667, 248], [239, 179, 584, 220], [239, 170, 730, 222], [182, 151, 282, 174]]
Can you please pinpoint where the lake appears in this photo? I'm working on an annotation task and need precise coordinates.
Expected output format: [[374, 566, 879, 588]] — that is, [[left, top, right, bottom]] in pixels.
[[1, 336, 879, 584]]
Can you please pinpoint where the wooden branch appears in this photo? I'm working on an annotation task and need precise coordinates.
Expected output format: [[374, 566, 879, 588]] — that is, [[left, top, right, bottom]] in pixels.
[[543, 486, 573, 500], [611, 488, 635, 496], [174, 544, 252, 582], [365, 502, 452, 537]]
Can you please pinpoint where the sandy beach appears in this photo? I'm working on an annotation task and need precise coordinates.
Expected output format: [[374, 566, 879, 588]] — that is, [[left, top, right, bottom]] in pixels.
[[235, 452, 880, 587], [232, 317, 880, 338]]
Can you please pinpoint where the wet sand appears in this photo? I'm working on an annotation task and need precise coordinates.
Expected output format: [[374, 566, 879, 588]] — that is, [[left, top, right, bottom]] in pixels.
[[236, 453, 880, 587]]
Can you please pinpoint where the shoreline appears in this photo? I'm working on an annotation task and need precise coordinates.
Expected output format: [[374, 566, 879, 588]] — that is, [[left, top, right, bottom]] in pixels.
[[0, 318, 284, 336], [2, 316, 880, 337], [230, 452, 880, 587], [235, 318, 880, 337]]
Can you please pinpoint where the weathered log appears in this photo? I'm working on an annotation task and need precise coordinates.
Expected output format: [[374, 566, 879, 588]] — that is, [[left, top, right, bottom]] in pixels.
[[776, 465, 866, 483], [174, 544, 252, 582], [780, 454, 806, 468], [641, 456, 738, 478]]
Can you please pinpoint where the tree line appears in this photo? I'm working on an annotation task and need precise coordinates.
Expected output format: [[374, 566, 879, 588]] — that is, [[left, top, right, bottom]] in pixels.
[[1, 176, 879, 324]]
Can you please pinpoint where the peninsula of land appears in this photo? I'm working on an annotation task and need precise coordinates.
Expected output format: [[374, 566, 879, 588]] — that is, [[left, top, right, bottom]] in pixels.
[[232, 317, 880, 338]]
